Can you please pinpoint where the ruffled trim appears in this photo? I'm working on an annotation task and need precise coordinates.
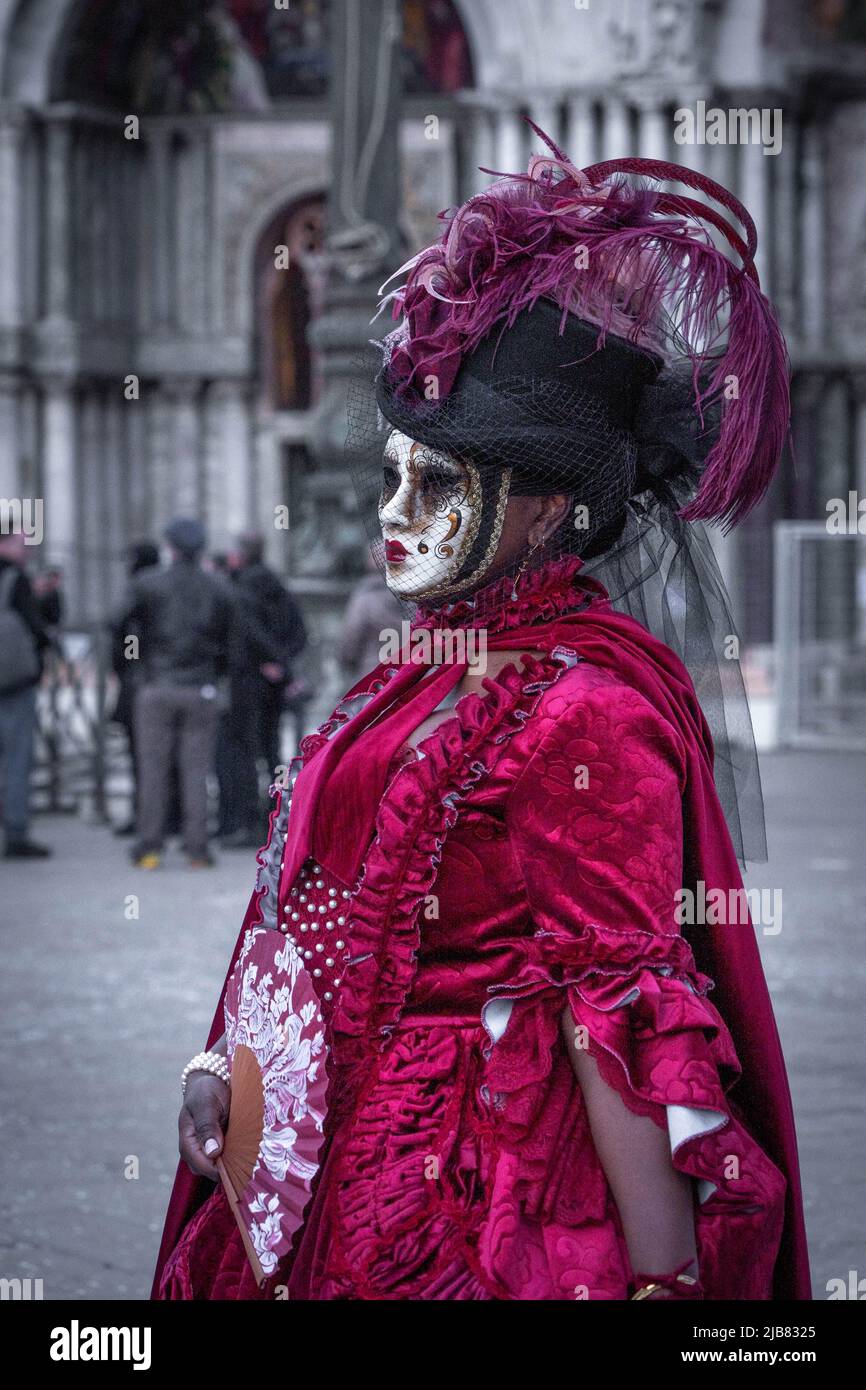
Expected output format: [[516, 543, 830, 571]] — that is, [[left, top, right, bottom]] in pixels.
[[414, 555, 608, 636], [485, 922, 738, 1127], [481, 921, 788, 1272], [328, 650, 579, 1101]]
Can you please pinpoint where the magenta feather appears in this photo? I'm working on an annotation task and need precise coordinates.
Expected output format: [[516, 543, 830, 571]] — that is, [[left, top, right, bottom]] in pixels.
[[381, 128, 790, 531]]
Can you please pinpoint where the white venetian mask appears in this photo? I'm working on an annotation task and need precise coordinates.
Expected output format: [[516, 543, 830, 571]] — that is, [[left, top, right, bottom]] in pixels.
[[378, 430, 484, 600]]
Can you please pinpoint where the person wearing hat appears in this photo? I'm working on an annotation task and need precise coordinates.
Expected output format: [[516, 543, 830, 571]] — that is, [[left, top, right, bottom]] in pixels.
[[153, 133, 810, 1300], [118, 518, 244, 868]]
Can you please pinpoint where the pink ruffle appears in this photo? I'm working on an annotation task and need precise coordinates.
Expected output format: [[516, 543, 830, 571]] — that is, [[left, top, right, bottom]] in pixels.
[[330, 653, 572, 1085], [415, 554, 607, 636], [481, 921, 788, 1299], [486, 921, 739, 1124]]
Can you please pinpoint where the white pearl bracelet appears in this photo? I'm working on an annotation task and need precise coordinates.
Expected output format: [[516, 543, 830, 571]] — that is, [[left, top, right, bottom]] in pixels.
[[181, 1049, 231, 1095]]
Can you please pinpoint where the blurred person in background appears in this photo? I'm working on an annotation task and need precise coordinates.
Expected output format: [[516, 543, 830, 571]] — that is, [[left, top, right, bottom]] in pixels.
[[217, 532, 307, 849], [0, 530, 52, 859], [110, 540, 160, 837], [208, 552, 231, 578], [32, 566, 65, 632], [117, 518, 235, 870], [338, 537, 405, 684]]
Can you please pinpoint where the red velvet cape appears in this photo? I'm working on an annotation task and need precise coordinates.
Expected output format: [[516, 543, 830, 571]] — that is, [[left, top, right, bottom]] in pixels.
[[151, 562, 811, 1299]]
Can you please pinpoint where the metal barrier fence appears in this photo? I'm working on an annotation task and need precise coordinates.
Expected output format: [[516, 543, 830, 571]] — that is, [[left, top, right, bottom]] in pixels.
[[774, 522, 866, 749], [31, 628, 315, 825], [32, 627, 119, 822]]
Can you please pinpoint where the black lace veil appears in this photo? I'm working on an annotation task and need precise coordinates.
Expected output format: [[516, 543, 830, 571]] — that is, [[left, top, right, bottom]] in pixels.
[[347, 351, 768, 866]]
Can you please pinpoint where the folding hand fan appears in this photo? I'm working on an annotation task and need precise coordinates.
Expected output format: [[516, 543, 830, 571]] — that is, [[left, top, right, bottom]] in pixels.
[[219, 926, 329, 1286]]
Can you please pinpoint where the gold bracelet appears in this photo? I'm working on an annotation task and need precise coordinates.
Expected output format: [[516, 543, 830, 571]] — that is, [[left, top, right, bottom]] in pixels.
[[631, 1282, 662, 1300], [630, 1273, 698, 1300]]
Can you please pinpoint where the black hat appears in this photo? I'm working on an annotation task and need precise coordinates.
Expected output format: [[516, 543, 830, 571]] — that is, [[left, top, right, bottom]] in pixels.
[[165, 517, 206, 556]]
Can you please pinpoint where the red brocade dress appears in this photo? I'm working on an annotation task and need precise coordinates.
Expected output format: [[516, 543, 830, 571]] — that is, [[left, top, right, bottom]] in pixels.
[[153, 560, 811, 1301]]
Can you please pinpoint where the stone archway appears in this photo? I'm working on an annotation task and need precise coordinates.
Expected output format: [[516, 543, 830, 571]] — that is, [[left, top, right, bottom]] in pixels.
[[0, 0, 79, 103], [254, 198, 324, 413], [245, 192, 326, 581], [0, 0, 481, 105]]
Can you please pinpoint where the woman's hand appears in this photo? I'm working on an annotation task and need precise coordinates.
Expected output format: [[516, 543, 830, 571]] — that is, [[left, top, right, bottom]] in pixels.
[[178, 1072, 231, 1179]]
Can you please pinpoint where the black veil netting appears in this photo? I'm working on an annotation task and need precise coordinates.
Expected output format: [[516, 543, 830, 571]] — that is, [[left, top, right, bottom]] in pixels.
[[346, 344, 768, 867]]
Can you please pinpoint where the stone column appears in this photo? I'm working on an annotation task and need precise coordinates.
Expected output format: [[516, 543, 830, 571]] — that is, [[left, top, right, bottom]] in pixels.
[[147, 126, 174, 330], [0, 371, 22, 501], [852, 375, 866, 642], [44, 119, 73, 320], [565, 92, 595, 171], [0, 109, 27, 339], [18, 383, 40, 498], [816, 377, 850, 643], [204, 380, 252, 552], [122, 381, 149, 540], [494, 103, 523, 179], [104, 135, 123, 329], [146, 385, 177, 537], [176, 128, 210, 335], [103, 390, 129, 603], [120, 133, 144, 334], [636, 99, 668, 163], [800, 116, 826, 351], [87, 130, 108, 326], [78, 387, 105, 622], [771, 104, 798, 339], [224, 380, 253, 540], [205, 130, 222, 338], [167, 380, 202, 516], [204, 382, 228, 553], [601, 95, 631, 163], [254, 415, 284, 569], [97, 127, 128, 331], [705, 127, 737, 209], [672, 95, 706, 177], [529, 95, 561, 153], [41, 376, 79, 609], [460, 96, 496, 196]]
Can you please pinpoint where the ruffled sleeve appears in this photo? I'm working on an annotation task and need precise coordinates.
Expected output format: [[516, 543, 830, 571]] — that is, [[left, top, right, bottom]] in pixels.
[[485, 663, 747, 1150], [479, 664, 789, 1300]]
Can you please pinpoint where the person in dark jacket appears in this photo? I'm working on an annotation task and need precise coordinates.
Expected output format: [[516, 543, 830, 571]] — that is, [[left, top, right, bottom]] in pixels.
[[110, 540, 160, 837], [0, 530, 52, 858], [217, 533, 307, 848], [117, 519, 284, 869]]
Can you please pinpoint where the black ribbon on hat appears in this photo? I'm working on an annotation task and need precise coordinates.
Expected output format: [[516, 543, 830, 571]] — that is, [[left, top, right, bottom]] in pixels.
[[632, 366, 722, 504]]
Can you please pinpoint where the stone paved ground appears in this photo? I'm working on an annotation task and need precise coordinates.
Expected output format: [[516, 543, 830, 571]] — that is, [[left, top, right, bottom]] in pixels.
[[1, 751, 863, 1301]]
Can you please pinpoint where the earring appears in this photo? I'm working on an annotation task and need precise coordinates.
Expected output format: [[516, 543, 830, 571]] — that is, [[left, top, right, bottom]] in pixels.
[[510, 535, 543, 600]]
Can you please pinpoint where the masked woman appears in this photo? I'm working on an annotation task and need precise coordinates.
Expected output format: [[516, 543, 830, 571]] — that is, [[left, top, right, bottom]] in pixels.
[[152, 130, 811, 1301]]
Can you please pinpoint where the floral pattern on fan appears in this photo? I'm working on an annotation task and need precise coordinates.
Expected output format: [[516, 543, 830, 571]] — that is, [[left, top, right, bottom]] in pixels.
[[223, 926, 329, 1279]]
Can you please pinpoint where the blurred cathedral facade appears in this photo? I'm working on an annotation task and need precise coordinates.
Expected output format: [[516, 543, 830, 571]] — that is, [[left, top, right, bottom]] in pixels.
[[0, 0, 865, 668]]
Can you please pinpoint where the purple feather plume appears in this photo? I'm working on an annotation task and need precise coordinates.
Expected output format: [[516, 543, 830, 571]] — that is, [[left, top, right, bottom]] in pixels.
[[380, 129, 791, 531]]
